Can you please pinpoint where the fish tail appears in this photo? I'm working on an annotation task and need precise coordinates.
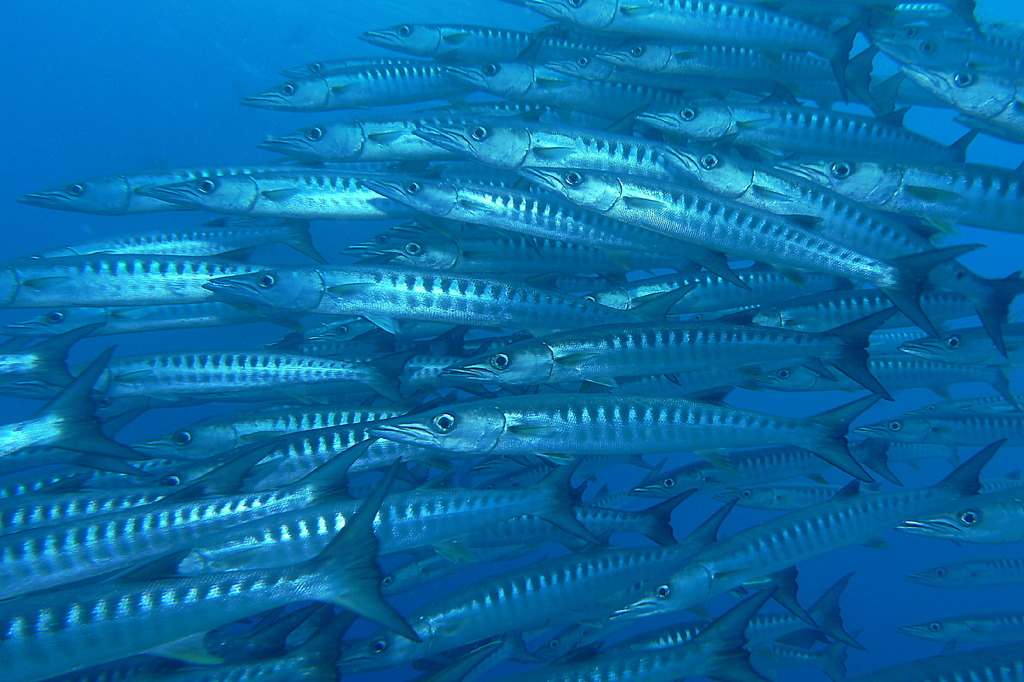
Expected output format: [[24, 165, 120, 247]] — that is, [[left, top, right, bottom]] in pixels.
[[809, 573, 863, 649], [809, 395, 880, 481], [825, 307, 897, 400], [694, 590, 774, 682], [283, 219, 329, 263], [884, 244, 982, 337]]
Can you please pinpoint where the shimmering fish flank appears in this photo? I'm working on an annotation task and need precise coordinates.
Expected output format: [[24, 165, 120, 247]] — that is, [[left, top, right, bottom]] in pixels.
[[6, 0, 1024, 681]]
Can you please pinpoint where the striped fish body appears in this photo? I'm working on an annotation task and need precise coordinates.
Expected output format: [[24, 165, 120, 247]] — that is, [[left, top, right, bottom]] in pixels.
[[908, 556, 1024, 588], [857, 410, 1024, 445], [753, 289, 974, 332], [0, 256, 264, 309], [848, 641, 1024, 682], [900, 612, 1024, 645], [4, 302, 261, 338], [0, 487, 168, 535]]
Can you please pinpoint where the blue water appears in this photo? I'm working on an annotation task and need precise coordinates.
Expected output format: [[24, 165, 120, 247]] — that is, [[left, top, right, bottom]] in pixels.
[[3, 1, 1024, 680]]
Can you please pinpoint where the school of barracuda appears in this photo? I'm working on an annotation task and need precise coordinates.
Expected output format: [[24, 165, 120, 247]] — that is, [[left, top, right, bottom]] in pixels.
[[4, 0, 1024, 680]]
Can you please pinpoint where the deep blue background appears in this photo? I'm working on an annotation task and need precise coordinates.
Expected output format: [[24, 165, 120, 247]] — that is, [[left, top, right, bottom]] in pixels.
[[3, 1, 1024, 679]]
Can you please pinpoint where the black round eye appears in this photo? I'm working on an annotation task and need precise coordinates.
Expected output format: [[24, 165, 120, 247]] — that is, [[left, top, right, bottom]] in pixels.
[[257, 274, 276, 289], [490, 353, 510, 370], [569, 0, 585, 6], [371, 639, 388, 654], [699, 153, 719, 169], [171, 430, 192, 446], [830, 162, 853, 179], [663, 478, 675, 488], [889, 420, 902, 431], [471, 126, 489, 141], [45, 311, 65, 323], [777, 369, 791, 380], [375, 234, 389, 245], [381, 575, 394, 586], [901, 26, 918, 38], [482, 64, 500, 76], [280, 83, 297, 96], [953, 72, 973, 87], [309, 62, 323, 73], [690, 314, 703, 321], [655, 585, 671, 599], [306, 126, 324, 142], [583, 294, 597, 302], [161, 475, 182, 487], [576, 57, 589, 67], [629, 45, 644, 57], [67, 183, 85, 197], [547, 638, 561, 650], [680, 107, 696, 121], [433, 413, 456, 432], [197, 179, 216, 194], [406, 182, 421, 194], [741, 489, 752, 499], [397, 24, 412, 37], [920, 41, 936, 54], [946, 336, 960, 349], [334, 325, 348, 336], [404, 242, 422, 256], [929, 622, 942, 632], [564, 171, 583, 186], [960, 509, 979, 525], [935, 568, 946, 577]]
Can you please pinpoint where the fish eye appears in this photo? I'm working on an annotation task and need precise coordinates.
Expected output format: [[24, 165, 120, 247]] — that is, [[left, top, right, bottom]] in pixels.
[[547, 638, 561, 650], [44, 310, 65, 323], [490, 353, 510, 371], [699, 153, 719, 169], [689, 313, 703, 321], [471, 126, 490, 141], [309, 62, 323, 73], [404, 242, 422, 256], [953, 72, 974, 87], [161, 475, 182, 487], [920, 41, 936, 54], [901, 26, 918, 38], [655, 584, 671, 599], [629, 45, 644, 57], [776, 369, 791, 380], [397, 24, 412, 38], [663, 477, 675, 488], [564, 171, 583, 186], [306, 126, 324, 142], [406, 182, 422, 194], [371, 639, 389, 654], [67, 183, 85, 197], [433, 413, 456, 432], [568, 0, 585, 6], [576, 57, 589, 67], [830, 162, 853, 179], [96, 397, 111, 408], [583, 294, 597, 302], [946, 336, 960, 349], [280, 82, 297, 96], [196, 178, 217, 194], [888, 420, 902, 431], [482, 64, 501, 77], [680, 107, 697, 121], [929, 621, 943, 632], [740, 489, 752, 499], [381, 575, 394, 586], [257, 273, 277, 289], [375, 234, 390, 245], [934, 567, 946, 577], [171, 430, 192, 446], [959, 509, 980, 525]]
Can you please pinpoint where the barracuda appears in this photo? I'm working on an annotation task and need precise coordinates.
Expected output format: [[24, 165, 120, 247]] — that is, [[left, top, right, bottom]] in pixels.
[[0, 255, 266, 309], [445, 62, 691, 119], [444, 311, 896, 398], [371, 393, 878, 480], [908, 556, 1024, 589], [0, 467, 415, 682], [204, 264, 645, 335], [613, 441, 1001, 621], [339, 502, 729, 672], [27, 217, 324, 262], [856, 409, 1024, 445], [241, 63, 471, 111], [136, 404, 409, 461], [412, 119, 676, 180], [639, 100, 971, 162], [4, 302, 263, 338], [521, 167, 976, 337], [0, 485, 169, 536], [847, 641, 1024, 681], [899, 611, 1024, 645], [900, 323, 1024, 366], [360, 23, 611, 62], [137, 171, 421, 220], [361, 176, 754, 285], [586, 266, 847, 314], [93, 350, 402, 402], [279, 56, 423, 79], [18, 166, 305, 215]]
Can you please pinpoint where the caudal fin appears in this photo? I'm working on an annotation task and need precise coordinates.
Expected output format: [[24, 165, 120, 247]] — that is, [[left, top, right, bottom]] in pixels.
[[808, 395, 880, 481], [884, 245, 982, 338], [824, 307, 897, 400]]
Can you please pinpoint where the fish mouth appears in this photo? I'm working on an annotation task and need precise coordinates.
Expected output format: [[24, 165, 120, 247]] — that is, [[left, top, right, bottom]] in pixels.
[[896, 518, 963, 537], [522, 0, 572, 20], [359, 29, 398, 47], [411, 126, 471, 154], [257, 136, 307, 154], [202, 276, 263, 301], [18, 191, 71, 207], [361, 179, 409, 203], [712, 490, 742, 503], [899, 64, 946, 91], [852, 425, 889, 437], [444, 66, 486, 87], [440, 365, 495, 381], [610, 599, 663, 620], [517, 167, 562, 192], [370, 423, 439, 447], [635, 112, 679, 130], [240, 93, 289, 109], [776, 162, 823, 184], [896, 341, 940, 359], [596, 50, 630, 66], [895, 625, 932, 637], [134, 183, 200, 206], [656, 147, 700, 174]]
